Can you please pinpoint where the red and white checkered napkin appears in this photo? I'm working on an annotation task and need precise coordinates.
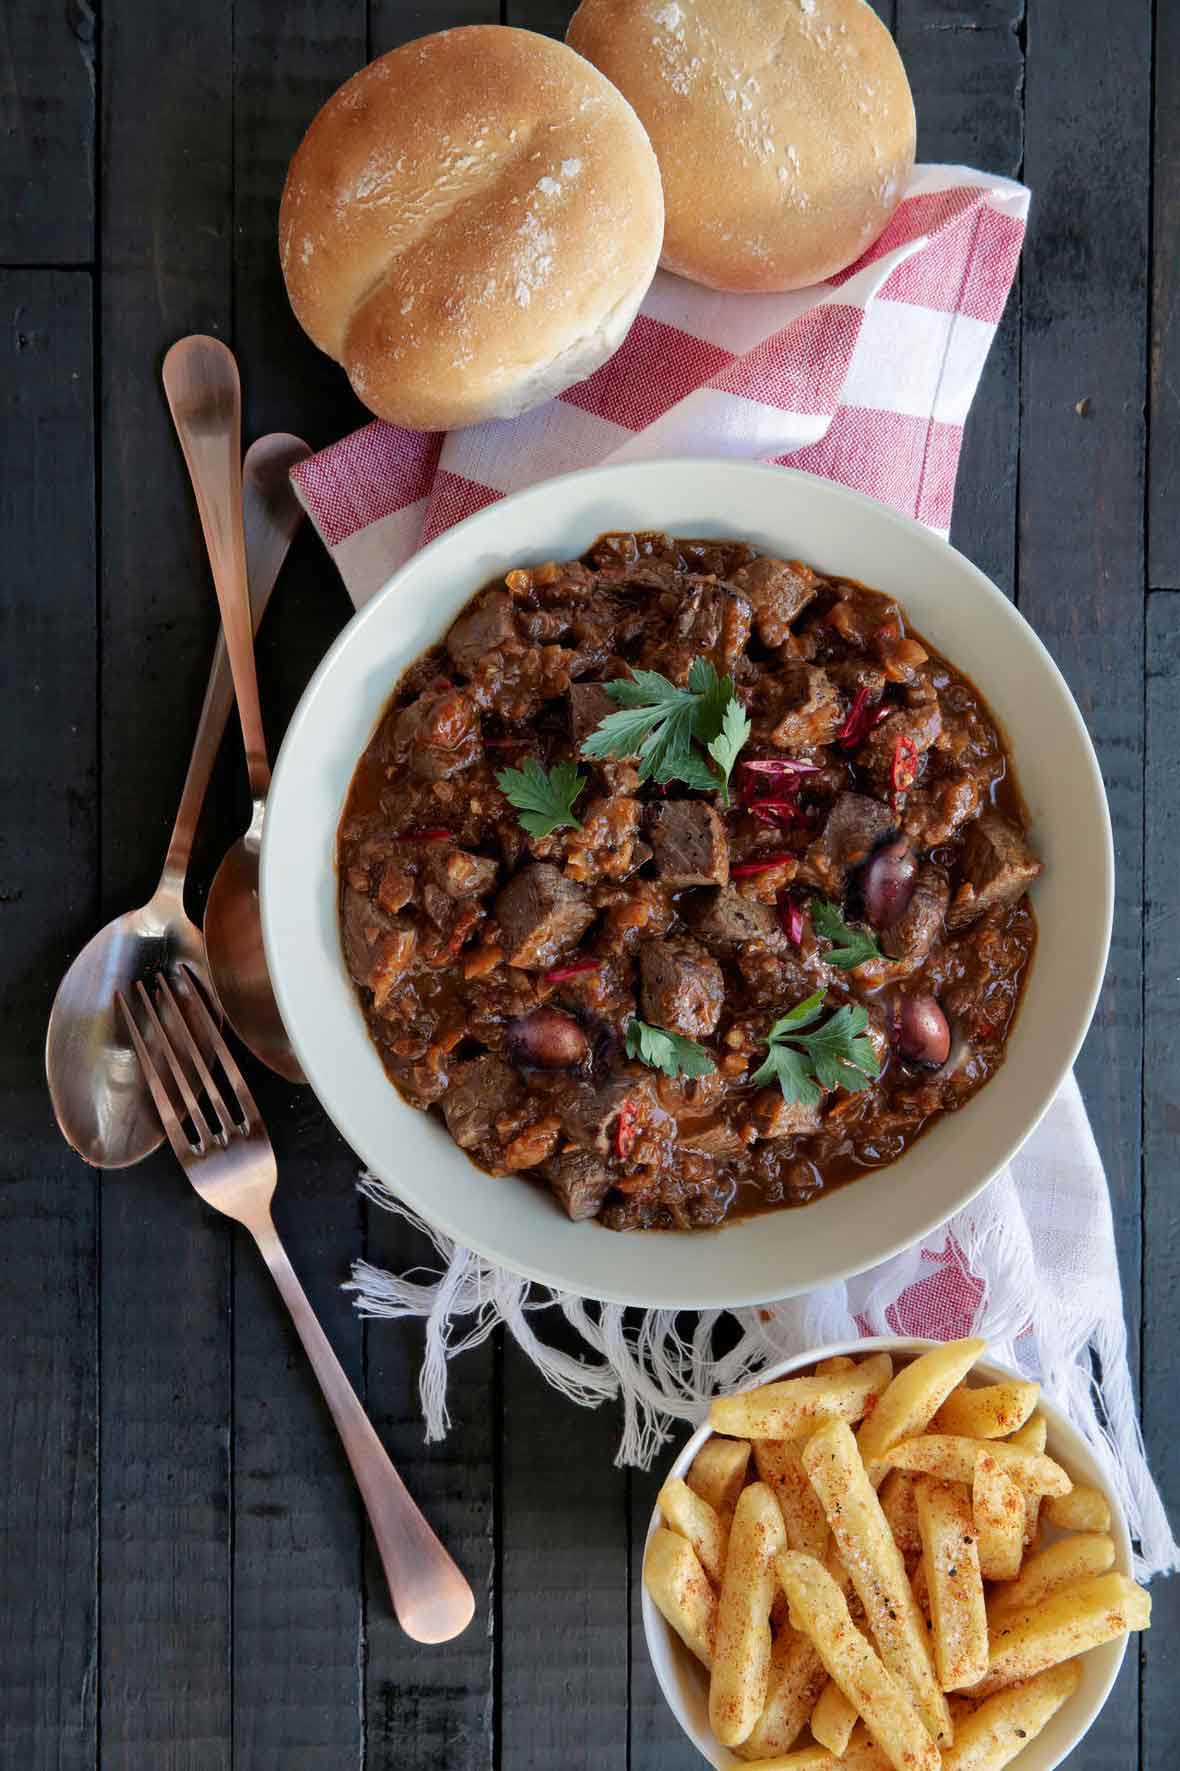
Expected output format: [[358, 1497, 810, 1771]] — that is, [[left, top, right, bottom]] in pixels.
[[293, 164, 1177, 1575], [292, 165, 1026, 602]]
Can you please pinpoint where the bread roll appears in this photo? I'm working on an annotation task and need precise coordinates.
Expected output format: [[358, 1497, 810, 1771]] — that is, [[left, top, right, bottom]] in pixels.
[[566, 0, 915, 293], [279, 27, 663, 431]]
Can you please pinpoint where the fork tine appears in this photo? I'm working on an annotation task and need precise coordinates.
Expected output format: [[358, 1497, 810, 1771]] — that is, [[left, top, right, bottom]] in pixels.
[[154, 970, 234, 1135], [175, 964, 264, 1131], [135, 979, 215, 1149], [117, 990, 200, 1162]]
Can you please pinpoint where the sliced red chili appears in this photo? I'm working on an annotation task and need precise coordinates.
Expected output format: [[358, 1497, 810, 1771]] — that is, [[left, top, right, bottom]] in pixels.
[[740, 757, 822, 791], [731, 854, 794, 878], [891, 734, 919, 796], [779, 894, 807, 948], [615, 1097, 639, 1161], [749, 799, 807, 830], [836, 686, 872, 749], [396, 826, 452, 843], [543, 958, 601, 983]]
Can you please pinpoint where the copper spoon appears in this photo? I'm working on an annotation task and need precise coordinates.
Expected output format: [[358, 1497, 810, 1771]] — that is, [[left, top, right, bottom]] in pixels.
[[45, 432, 311, 1166], [162, 338, 306, 1084]]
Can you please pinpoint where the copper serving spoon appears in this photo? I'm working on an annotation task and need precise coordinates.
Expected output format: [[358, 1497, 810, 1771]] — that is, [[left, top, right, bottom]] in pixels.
[[162, 337, 307, 1084], [46, 431, 311, 1166]]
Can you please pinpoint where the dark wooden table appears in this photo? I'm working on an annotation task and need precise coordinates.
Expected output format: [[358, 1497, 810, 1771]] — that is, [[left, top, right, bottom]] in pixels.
[[3, 1, 1176, 1765]]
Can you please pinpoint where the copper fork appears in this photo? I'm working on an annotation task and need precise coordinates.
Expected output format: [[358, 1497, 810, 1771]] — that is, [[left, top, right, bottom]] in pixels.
[[118, 966, 475, 1643]]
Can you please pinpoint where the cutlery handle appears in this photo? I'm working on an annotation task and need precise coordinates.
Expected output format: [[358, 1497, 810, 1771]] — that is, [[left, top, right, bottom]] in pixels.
[[160, 434, 310, 892], [250, 1216, 476, 1644], [162, 336, 272, 802]]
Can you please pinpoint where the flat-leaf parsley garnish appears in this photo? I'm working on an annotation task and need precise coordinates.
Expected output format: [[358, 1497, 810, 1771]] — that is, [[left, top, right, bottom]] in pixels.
[[810, 898, 881, 971], [625, 1018, 717, 1081], [495, 757, 586, 838], [750, 990, 880, 1106], [580, 658, 750, 798]]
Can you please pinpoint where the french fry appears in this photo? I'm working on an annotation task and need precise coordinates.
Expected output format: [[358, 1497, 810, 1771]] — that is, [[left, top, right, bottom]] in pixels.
[[914, 1477, 988, 1691], [710, 1354, 893, 1442], [972, 1452, 1025, 1582], [658, 1476, 728, 1585], [754, 1439, 829, 1559], [801, 1421, 952, 1745], [932, 1379, 1040, 1440], [1008, 1413, 1048, 1543], [688, 1436, 752, 1520], [879, 1468, 921, 1558], [941, 1658, 1083, 1770], [811, 1673, 859, 1755], [979, 1571, 1151, 1695], [815, 1354, 858, 1375], [856, 1338, 986, 1479], [776, 1551, 941, 1771], [1043, 1482, 1112, 1534], [884, 1434, 1071, 1497], [644, 1528, 717, 1668], [987, 1533, 1116, 1623], [746, 1724, 892, 1769], [710, 1482, 787, 1747], [735, 1625, 828, 1761]]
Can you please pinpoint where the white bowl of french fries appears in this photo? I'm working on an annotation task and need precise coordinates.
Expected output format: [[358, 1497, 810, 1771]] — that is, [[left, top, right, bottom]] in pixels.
[[642, 1337, 1149, 1771]]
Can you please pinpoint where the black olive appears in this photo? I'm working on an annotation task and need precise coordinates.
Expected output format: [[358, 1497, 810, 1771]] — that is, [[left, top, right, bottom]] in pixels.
[[508, 1006, 588, 1070], [895, 994, 951, 1067], [860, 837, 918, 929]]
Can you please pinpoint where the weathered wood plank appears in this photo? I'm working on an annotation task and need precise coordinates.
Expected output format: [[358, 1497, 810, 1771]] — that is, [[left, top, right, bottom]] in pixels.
[[0, 269, 97, 1771], [1148, 0, 1180, 587], [0, 0, 95, 262], [1019, 1, 1151, 1764], [630, 1461, 693, 1771], [98, 1, 235, 1764], [230, 5, 368, 1758], [897, 0, 1023, 595], [500, 1331, 628, 1771], [1142, 594, 1180, 1771], [361, 1212, 496, 1771]]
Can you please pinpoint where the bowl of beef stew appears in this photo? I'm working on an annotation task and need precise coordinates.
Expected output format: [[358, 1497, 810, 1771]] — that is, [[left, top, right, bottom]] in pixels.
[[261, 460, 1112, 1308]]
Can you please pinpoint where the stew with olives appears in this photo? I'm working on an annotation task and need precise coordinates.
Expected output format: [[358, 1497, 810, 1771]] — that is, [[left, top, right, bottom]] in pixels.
[[337, 531, 1040, 1231]]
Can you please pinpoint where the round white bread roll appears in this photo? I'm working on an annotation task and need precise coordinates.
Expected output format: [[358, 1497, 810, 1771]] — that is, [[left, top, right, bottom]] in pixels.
[[279, 27, 664, 430], [566, 0, 915, 293]]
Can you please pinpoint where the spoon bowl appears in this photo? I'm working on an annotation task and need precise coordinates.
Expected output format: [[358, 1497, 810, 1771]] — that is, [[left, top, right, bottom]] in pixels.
[[204, 801, 306, 1084], [45, 434, 309, 1167]]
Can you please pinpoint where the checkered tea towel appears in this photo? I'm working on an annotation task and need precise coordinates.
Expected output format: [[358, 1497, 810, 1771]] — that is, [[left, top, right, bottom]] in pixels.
[[291, 164, 1176, 1578]]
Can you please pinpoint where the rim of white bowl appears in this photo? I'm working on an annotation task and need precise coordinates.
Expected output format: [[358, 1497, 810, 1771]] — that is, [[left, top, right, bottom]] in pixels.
[[640, 1336, 1132, 1771], [262, 459, 1113, 1308]]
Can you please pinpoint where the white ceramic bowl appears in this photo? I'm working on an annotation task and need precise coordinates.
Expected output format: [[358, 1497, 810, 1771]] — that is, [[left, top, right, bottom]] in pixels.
[[261, 460, 1112, 1308], [641, 1337, 1133, 1771]]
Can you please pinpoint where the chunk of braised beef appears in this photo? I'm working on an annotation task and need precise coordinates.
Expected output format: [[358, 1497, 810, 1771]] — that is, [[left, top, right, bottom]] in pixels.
[[341, 887, 416, 1011], [543, 1148, 615, 1221], [647, 799, 729, 889], [902, 769, 983, 849], [375, 860, 414, 915], [639, 937, 725, 1038], [641, 581, 753, 682], [494, 863, 597, 969], [728, 556, 821, 648], [423, 845, 499, 899], [442, 1053, 521, 1150], [560, 1074, 663, 1159], [768, 662, 844, 751], [568, 681, 617, 750], [946, 814, 1044, 929], [735, 943, 837, 1008], [446, 588, 517, 674], [681, 886, 786, 953], [880, 865, 949, 964], [565, 795, 643, 884], [746, 1088, 823, 1141], [394, 686, 483, 781], [797, 792, 896, 897]]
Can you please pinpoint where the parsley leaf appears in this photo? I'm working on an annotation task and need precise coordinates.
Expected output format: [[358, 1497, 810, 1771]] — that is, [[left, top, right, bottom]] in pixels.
[[708, 696, 753, 794], [750, 991, 880, 1105], [494, 757, 585, 838], [811, 898, 882, 971], [580, 659, 750, 797], [625, 1019, 717, 1081]]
